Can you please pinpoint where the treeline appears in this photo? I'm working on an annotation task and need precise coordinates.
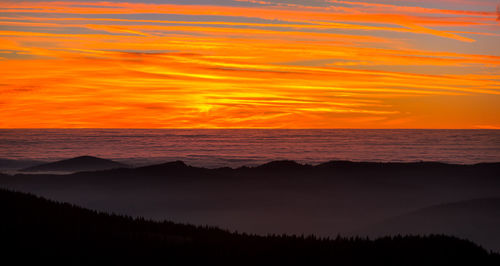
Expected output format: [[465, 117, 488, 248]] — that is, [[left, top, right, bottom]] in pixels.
[[0, 188, 498, 266]]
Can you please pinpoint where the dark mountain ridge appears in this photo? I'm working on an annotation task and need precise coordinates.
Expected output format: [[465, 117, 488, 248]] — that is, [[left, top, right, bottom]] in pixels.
[[21, 155, 129, 172], [359, 198, 500, 252], [59, 158, 500, 176], [2, 157, 500, 253], [4, 155, 500, 178], [0, 158, 43, 170], [1, 188, 499, 266], [70, 159, 500, 186]]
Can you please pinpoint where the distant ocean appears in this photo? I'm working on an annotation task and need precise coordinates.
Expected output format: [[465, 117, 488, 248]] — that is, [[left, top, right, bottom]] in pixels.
[[1, 129, 499, 168]]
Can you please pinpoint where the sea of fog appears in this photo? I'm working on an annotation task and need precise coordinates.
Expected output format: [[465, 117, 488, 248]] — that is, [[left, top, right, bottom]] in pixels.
[[1, 129, 500, 169]]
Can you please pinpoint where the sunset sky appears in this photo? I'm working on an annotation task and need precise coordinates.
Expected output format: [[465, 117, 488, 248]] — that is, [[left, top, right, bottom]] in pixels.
[[1, 0, 499, 128]]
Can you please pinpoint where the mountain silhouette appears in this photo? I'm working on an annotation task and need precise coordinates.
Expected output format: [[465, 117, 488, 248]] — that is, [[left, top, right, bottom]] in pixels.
[[1, 188, 499, 266], [21, 156, 128, 172], [3, 159, 500, 252], [253, 160, 312, 172], [0, 158, 43, 170], [359, 198, 500, 252]]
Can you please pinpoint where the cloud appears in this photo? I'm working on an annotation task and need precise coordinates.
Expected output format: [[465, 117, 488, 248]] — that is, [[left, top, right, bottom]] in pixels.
[[0, 1, 489, 42], [0, 1, 499, 128], [497, 3, 500, 21]]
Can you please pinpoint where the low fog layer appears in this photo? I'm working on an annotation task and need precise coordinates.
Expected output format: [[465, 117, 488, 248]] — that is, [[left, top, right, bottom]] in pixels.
[[1, 158, 500, 251]]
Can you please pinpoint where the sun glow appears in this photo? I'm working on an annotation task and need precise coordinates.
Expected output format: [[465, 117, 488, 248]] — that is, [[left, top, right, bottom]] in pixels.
[[0, 0, 499, 128]]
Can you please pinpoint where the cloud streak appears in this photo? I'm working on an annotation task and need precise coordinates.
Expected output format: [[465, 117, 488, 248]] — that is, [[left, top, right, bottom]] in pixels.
[[0, 1, 499, 128]]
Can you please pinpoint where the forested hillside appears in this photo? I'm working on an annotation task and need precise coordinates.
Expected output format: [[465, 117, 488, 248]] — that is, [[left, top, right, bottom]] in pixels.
[[1, 188, 498, 265]]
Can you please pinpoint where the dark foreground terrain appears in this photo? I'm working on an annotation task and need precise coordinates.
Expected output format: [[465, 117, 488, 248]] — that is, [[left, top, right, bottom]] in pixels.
[[1, 188, 499, 266], [2, 158, 500, 251], [21, 155, 129, 172]]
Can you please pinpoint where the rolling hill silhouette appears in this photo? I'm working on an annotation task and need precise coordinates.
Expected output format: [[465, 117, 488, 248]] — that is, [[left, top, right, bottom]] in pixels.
[[21, 156, 128, 172], [0, 158, 43, 170], [359, 198, 500, 252], [1, 188, 499, 266], [2, 158, 500, 252]]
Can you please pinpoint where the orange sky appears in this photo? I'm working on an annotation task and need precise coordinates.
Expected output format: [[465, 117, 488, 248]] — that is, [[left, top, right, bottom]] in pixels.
[[1, 0, 499, 128]]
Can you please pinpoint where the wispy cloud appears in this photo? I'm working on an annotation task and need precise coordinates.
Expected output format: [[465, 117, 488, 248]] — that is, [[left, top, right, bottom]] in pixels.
[[0, 1, 499, 128]]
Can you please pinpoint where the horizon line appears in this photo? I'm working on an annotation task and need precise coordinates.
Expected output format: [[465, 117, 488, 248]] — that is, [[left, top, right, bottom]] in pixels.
[[0, 128, 499, 130]]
